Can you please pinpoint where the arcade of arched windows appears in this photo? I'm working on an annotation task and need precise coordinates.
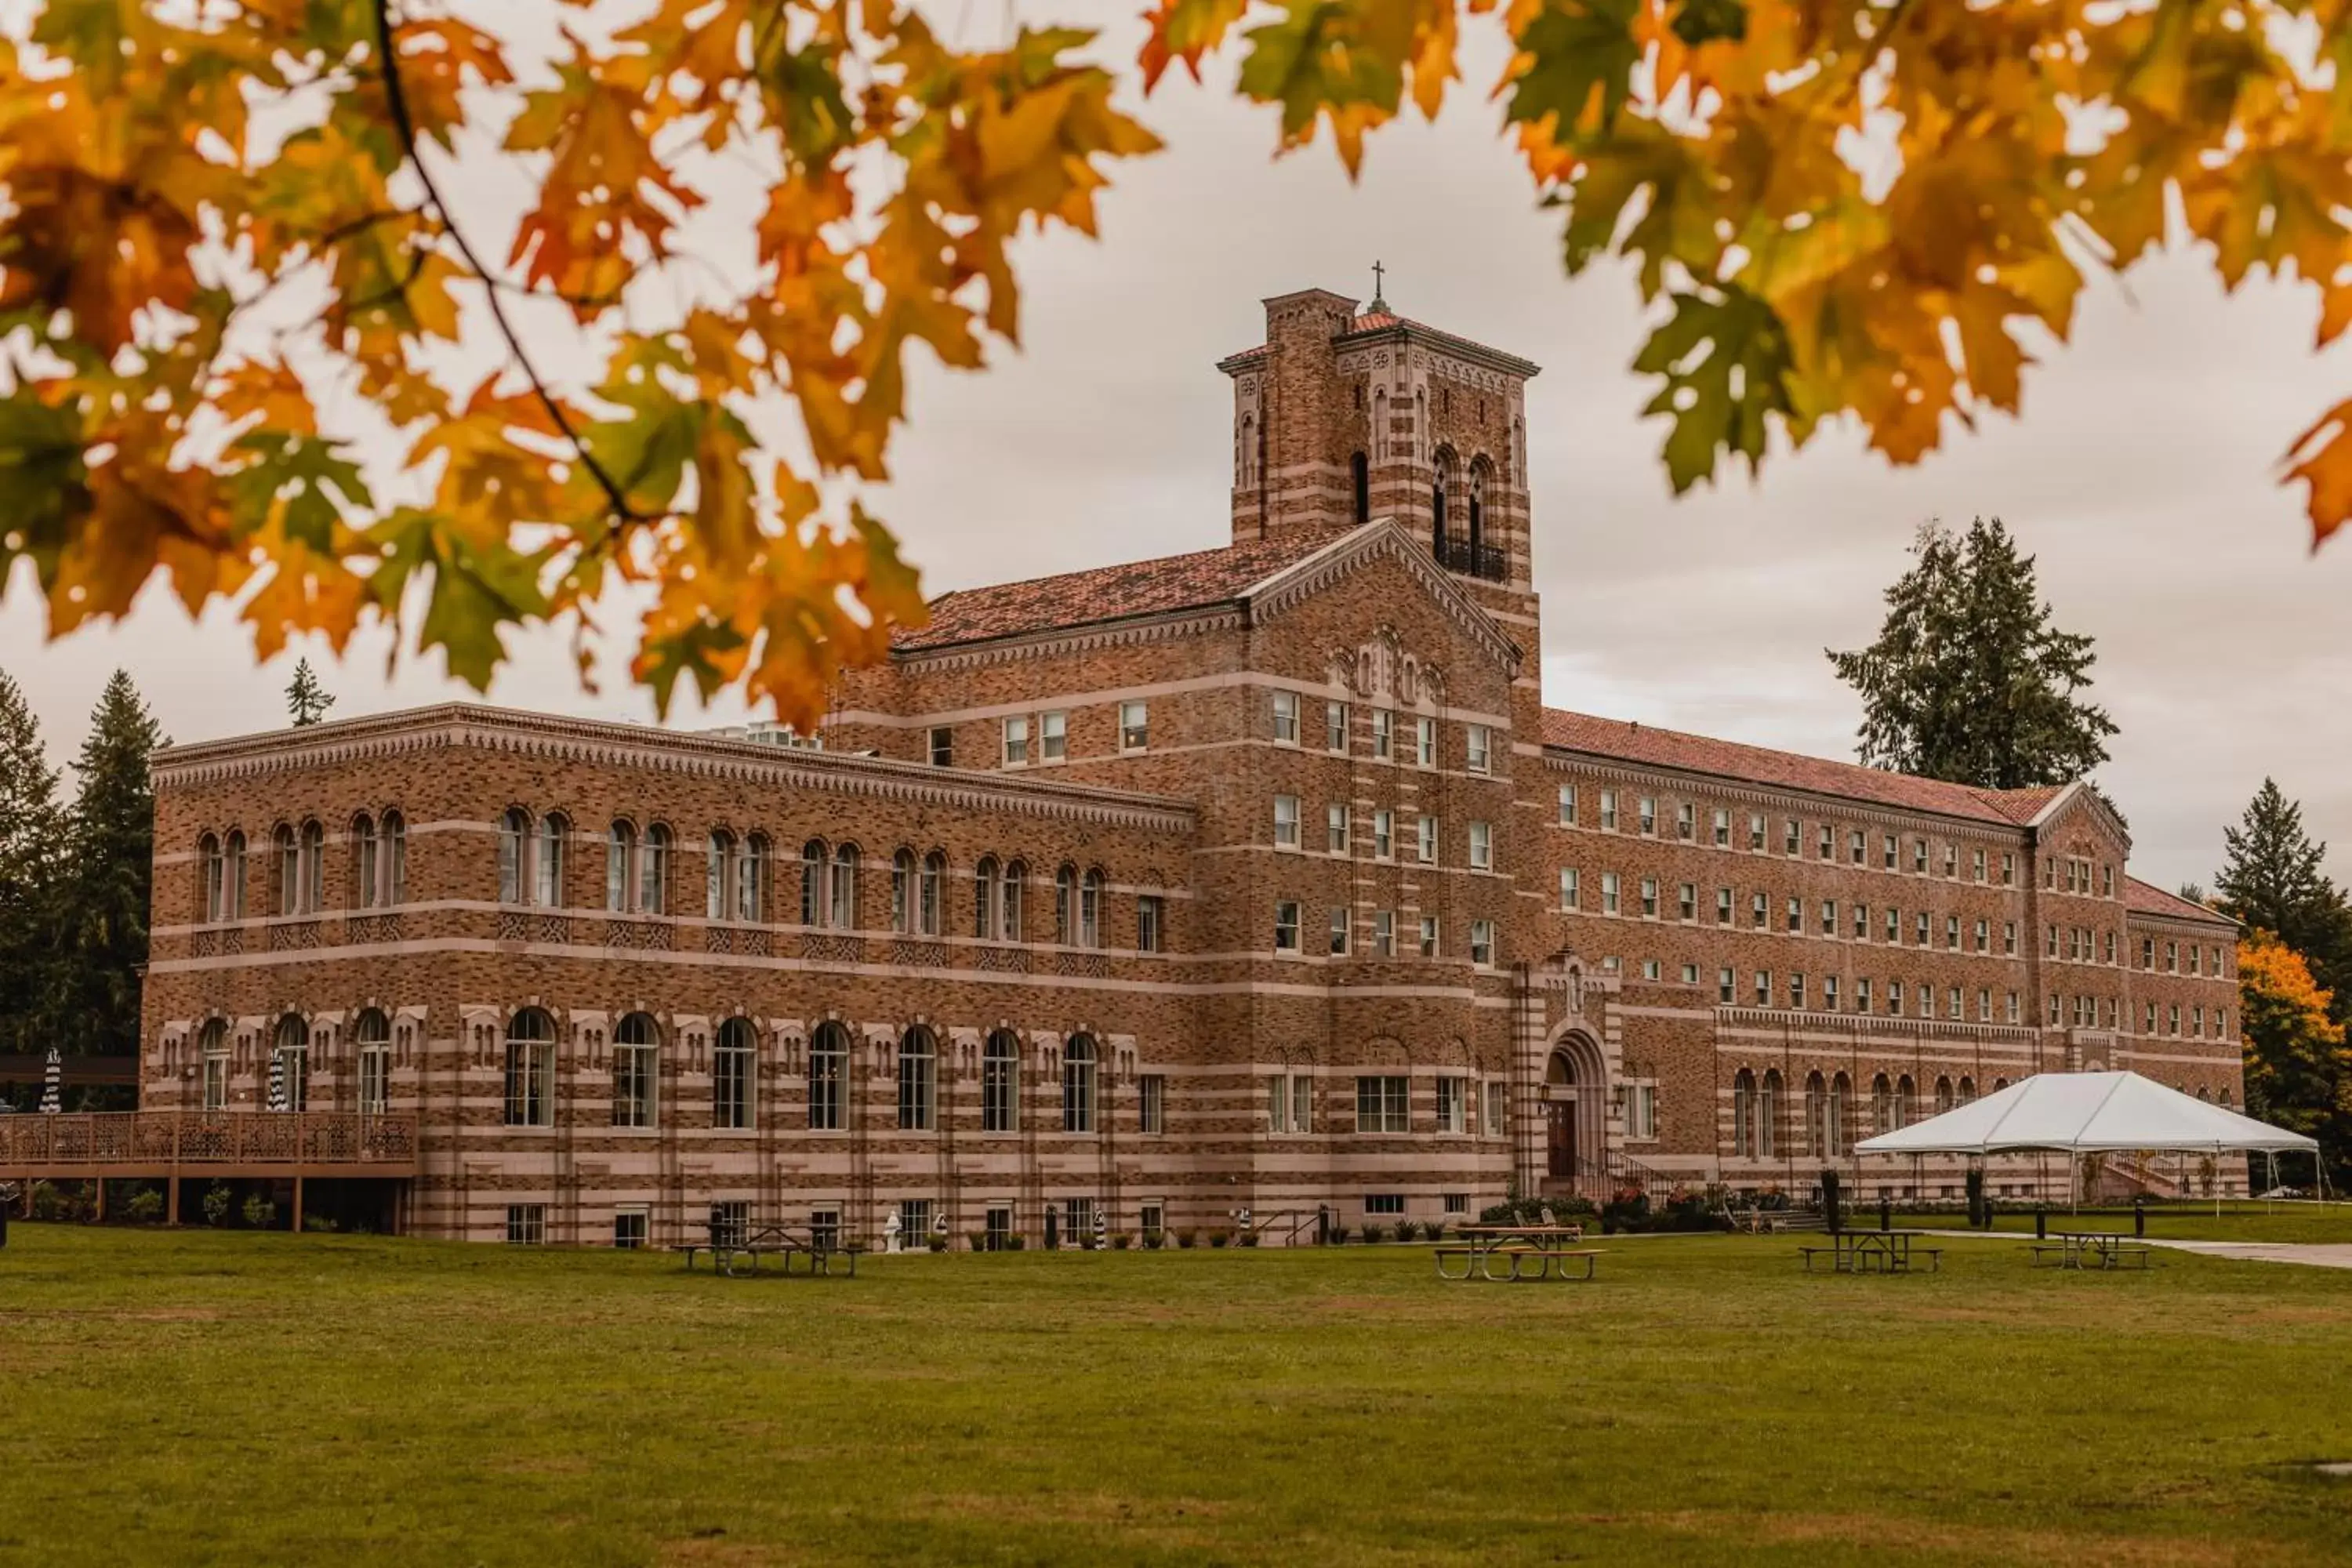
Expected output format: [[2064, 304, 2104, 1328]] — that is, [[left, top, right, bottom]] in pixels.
[[194, 811, 407, 924], [1726, 1064, 2008, 1162]]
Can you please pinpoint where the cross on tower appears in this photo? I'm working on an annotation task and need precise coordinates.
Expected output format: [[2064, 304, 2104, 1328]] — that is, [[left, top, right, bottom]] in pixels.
[[1370, 260, 1387, 311]]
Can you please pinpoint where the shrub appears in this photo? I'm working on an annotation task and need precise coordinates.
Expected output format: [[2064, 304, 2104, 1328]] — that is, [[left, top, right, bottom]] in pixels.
[[201, 1182, 232, 1227], [306, 1214, 338, 1234], [1324, 1225, 1346, 1245], [968, 1232, 990, 1253], [1142, 1229, 1164, 1250], [29, 1181, 60, 1222], [1360, 1223, 1386, 1244], [1176, 1229, 1197, 1249], [1238, 1230, 1259, 1247], [124, 1188, 165, 1224], [1208, 1230, 1231, 1248], [1006, 1234, 1027, 1251], [241, 1194, 276, 1229], [1112, 1232, 1133, 1250], [926, 1234, 948, 1253]]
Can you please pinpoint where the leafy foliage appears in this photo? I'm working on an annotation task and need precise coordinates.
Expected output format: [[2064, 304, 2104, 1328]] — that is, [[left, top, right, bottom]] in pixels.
[[0, 672, 63, 1055], [2216, 779, 2352, 1016], [2238, 930, 2352, 1178], [1827, 517, 2116, 789], [8, 0, 2352, 723]]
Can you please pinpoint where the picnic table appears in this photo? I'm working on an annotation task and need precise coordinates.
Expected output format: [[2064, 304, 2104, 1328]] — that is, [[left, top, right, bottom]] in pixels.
[[680, 1224, 863, 1278], [1797, 1229, 1942, 1275], [1436, 1224, 1602, 1282], [2031, 1232, 2154, 1272]]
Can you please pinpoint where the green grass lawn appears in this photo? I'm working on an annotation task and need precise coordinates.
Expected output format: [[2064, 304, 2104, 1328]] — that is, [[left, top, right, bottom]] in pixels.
[[5, 1226, 2352, 1566], [1891, 1203, 2352, 1245]]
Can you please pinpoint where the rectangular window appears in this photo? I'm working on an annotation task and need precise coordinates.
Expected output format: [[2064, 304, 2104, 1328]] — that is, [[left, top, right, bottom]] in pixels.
[[2005, 921, 2018, 956], [1374, 909, 1395, 956], [1973, 848, 1987, 882], [1327, 700, 1348, 751], [1716, 887, 1733, 925], [1139, 1075, 1165, 1134], [1850, 830, 1867, 865], [1853, 903, 1868, 940], [1417, 815, 1438, 863], [1754, 970, 1771, 1006], [2008, 993, 2020, 1025], [1823, 975, 1839, 1011], [1356, 1076, 1410, 1134], [2002, 852, 2016, 886], [613, 1207, 648, 1250], [1327, 803, 1349, 854], [1436, 1076, 1467, 1134], [1884, 833, 1898, 869], [927, 726, 953, 768], [1137, 895, 1164, 953], [1470, 919, 1495, 966], [1364, 1192, 1406, 1216], [1446, 1191, 1472, 1215], [357, 1047, 389, 1116], [1466, 724, 1492, 775], [1329, 906, 1350, 956], [1002, 716, 1029, 766], [1789, 972, 1806, 1009], [1119, 700, 1149, 751], [1558, 784, 1577, 826], [1718, 967, 1735, 1004], [899, 1200, 932, 1247], [1978, 988, 1993, 1022], [1784, 818, 1800, 856], [1628, 1084, 1658, 1140], [1751, 892, 1767, 930], [1714, 808, 1731, 847], [1680, 883, 1697, 922], [1040, 710, 1067, 763], [1889, 981, 1904, 1016], [1818, 824, 1835, 860], [1947, 987, 1964, 1022], [1944, 844, 1958, 878], [1560, 868, 1581, 910], [1486, 1079, 1508, 1138], [1913, 838, 1929, 874], [1371, 708, 1392, 759], [713, 1037, 753, 1130], [1640, 958, 1661, 981], [1947, 915, 1962, 950], [1274, 900, 1301, 953], [1974, 919, 1990, 953], [1916, 912, 1931, 946], [1414, 714, 1436, 767], [1786, 897, 1802, 933], [1374, 810, 1394, 858], [503, 1039, 555, 1128], [1600, 790, 1619, 831], [1602, 873, 1621, 915], [1642, 878, 1661, 919], [1272, 690, 1300, 744], [612, 1042, 658, 1129], [1857, 977, 1873, 1013], [1820, 899, 1837, 935], [1468, 821, 1493, 871], [1677, 802, 1696, 840], [1749, 812, 1767, 851], [506, 1204, 546, 1245], [1273, 793, 1300, 848], [1639, 797, 1657, 836], [1886, 907, 1900, 943], [1419, 914, 1440, 958]]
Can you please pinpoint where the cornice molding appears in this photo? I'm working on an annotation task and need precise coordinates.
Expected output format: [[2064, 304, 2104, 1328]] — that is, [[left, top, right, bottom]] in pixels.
[[883, 608, 1242, 672], [153, 706, 1196, 833], [1541, 748, 2033, 840]]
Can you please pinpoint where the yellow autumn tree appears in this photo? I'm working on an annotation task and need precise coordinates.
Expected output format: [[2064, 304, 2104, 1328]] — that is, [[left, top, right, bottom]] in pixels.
[[5, 0, 2352, 724], [2238, 929, 2351, 1165]]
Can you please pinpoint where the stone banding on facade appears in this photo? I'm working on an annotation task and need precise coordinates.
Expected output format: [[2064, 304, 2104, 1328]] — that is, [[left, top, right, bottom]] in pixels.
[[136, 286, 2246, 1244]]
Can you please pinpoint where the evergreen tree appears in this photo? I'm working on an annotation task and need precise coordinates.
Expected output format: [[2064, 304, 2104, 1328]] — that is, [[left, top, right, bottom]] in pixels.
[[2238, 931, 2352, 1184], [0, 672, 63, 1055], [49, 672, 164, 1056], [285, 657, 335, 727], [2215, 779, 2352, 1014], [1828, 517, 2118, 789]]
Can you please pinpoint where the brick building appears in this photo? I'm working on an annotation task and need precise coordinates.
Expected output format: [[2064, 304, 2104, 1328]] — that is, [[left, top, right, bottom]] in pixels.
[[135, 285, 2245, 1243]]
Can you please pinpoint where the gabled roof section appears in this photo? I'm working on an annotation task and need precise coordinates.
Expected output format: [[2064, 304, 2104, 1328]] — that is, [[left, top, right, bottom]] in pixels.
[[1541, 710, 2074, 827], [2125, 877, 2238, 928], [893, 529, 1348, 652], [1237, 519, 1522, 673]]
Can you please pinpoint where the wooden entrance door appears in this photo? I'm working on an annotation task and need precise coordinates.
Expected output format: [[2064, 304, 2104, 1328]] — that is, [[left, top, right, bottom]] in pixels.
[[1544, 1099, 1577, 1178]]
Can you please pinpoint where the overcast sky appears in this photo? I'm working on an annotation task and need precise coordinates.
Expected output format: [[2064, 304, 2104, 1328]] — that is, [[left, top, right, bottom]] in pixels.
[[5, 2, 2350, 895]]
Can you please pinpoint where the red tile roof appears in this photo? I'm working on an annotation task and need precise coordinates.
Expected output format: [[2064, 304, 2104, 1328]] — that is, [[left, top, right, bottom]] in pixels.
[[1222, 307, 1541, 377], [2125, 877, 2238, 926], [1540, 709, 2073, 827], [893, 528, 1351, 652]]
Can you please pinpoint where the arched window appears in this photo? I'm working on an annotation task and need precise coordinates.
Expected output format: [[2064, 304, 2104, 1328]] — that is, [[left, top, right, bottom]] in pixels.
[[352, 815, 378, 909], [1830, 1071, 1851, 1155], [1080, 868, 1105, 948], [1871, 1073, 1893, 1136], [198, 1018, 229, 1110], [708, 829, 737, 919], [1731, 1069, 1755, 1158], [607, 821, 637, 912], [1350, 450, 1369, 524], [714, 1017, 756, 1129], [800, 839, 826, 925], [920, 851, 946, 936], [499, 809, 528, 904], [1804, 1071, 1827, 1160], [535, 813, 567, 907], [738, 833, 768, 923], [354, 1008, 391, 1115], [1430, 462, 1448, 554], [300, 820, 324, 911], [1063, 1034, 1097, 1133], [635, 823, 667, 913], [831, 844, 859, 928], [1895, 1073, 1916, 1128], [1055, 864, 1077, 945], [382, 811, 406, 905], [808, 1021, 848, 1131], [1934, 1076, 1955, 1116], [274, 825, 299, 916], [199, 833, 223, 922], [2220, 1087, 2234, 1109], [271, 1013, 310, 1112], [1958, 1076, 1976, 1105], [612, 1012, 659, 1128], [1994, 1076, 2010, 1094], [974, 856, 1000, 940], [1001, 860, 1026, 942], [1467, 458, 1487, 558], [898, 1025, 935, 1131], [1240, 412, 1258, 486], [503, 1007, 556, 1127], [891, 848, 916, 932], [1759, 1069, 1781, 1160], [224, 830, 247, 917], [1374, 387, 1388, 459], [983, 1029, 1019, 1133]]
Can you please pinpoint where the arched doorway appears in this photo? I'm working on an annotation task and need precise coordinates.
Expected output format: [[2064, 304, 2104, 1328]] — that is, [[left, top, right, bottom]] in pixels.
[[1542, 1033, 1607, 1192]]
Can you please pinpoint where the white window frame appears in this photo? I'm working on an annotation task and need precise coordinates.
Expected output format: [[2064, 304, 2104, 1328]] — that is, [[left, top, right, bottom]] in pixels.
[[1468, 820, 1492, 871], [1272, 690, 1301, 745], [1002, 716, 1029, 766], [1119, 700, 1149, 752], [1040, 710, 1068, 763], [1465, 724, 1491, 775], [1273, 793, 1301, 849]]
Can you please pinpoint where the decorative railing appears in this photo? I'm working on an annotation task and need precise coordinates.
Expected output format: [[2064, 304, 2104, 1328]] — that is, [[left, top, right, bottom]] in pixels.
[[891, 939, 950, 969], [0, 1112, 418, 1171], [267, 918, 324, 952], [800, 933, 866, 965], [1055, 950, 1109, 979], [603, 918, 673, 950], [346, 912, 406, 945], [975, 944, 1032, 974], [1434, 537, 1509, 583]]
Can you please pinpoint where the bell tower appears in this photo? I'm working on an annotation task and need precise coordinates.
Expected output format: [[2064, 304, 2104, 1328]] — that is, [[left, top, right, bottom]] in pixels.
[[1217, 278, 1541, 597]]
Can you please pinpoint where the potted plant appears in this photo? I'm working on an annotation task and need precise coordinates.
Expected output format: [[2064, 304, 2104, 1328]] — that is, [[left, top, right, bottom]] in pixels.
[[1176, 1229, 1197, 1249]]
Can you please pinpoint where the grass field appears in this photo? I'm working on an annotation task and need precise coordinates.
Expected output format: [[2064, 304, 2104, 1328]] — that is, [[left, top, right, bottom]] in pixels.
[[1891, 1203, 2352, 1245], [5, 1226, 2352, 1566]]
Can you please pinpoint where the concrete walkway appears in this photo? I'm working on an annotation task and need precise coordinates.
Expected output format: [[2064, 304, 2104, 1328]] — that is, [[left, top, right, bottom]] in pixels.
[[1919, 1228, 2352, 1271]]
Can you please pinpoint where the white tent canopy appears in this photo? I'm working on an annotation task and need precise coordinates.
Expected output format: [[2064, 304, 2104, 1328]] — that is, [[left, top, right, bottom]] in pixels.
[[1855, 1071, 2317, 1156]]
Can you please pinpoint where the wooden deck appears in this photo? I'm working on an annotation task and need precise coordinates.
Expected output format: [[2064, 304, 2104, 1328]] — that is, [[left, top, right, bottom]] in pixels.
[[0, 1110, 418, 1181]]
